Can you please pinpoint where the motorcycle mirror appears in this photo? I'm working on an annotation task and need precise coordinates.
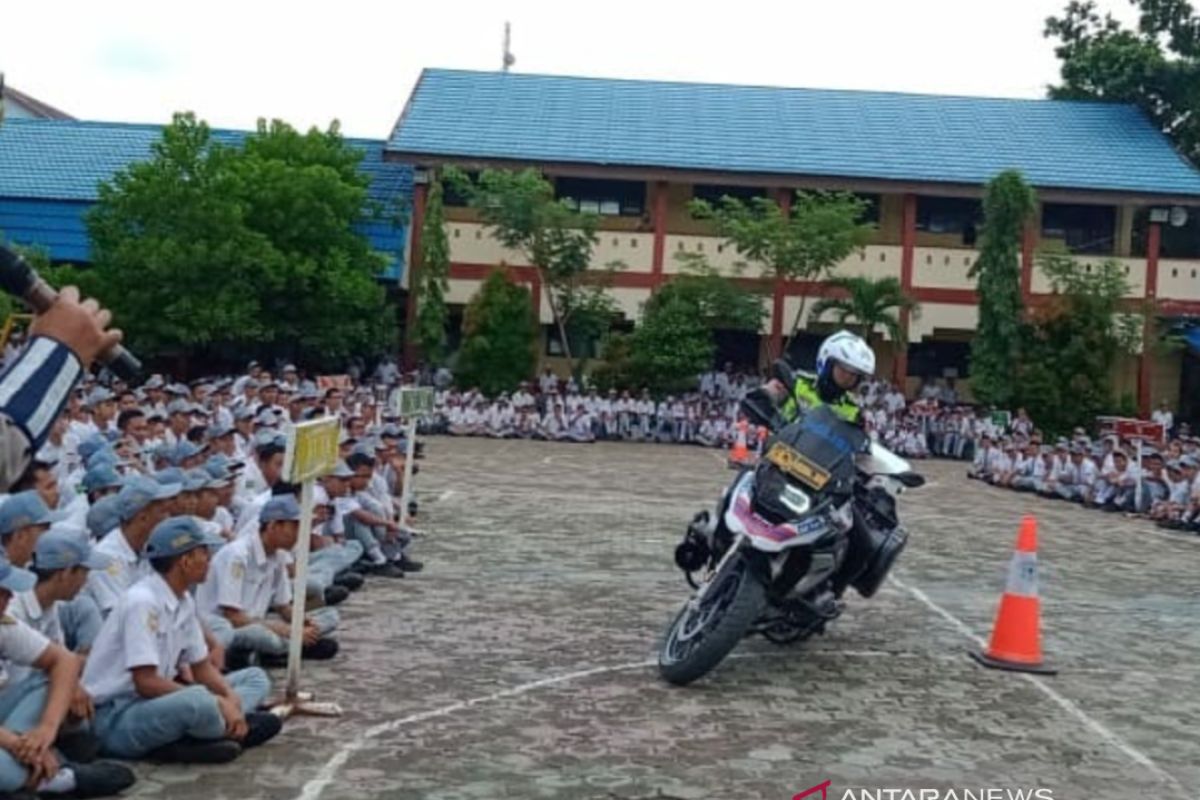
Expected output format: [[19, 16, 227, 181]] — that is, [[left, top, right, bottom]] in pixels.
[[895, 472, 925, 489], [771, 358, 797, 388]]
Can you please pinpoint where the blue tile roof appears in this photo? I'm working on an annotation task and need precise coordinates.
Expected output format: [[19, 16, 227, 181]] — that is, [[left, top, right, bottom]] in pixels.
[[389, 68, 1200, 198], [0, 119, 411, 277]]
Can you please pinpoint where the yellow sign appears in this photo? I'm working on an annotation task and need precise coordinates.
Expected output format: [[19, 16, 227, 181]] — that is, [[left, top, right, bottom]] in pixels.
[[284, 417, 340, 483], [765, 442, 831, 491]]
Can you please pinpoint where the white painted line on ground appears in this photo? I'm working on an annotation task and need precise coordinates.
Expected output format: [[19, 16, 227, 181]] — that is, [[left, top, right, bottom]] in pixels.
[[891, 576, 1186, 795], [292, 648, 926, 800], [435, 490, 456, 504]]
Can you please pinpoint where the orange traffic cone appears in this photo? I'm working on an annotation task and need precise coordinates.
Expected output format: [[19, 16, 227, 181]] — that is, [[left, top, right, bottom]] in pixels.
[[970, 515, 1056, 675], [727, 420, 752, 469]]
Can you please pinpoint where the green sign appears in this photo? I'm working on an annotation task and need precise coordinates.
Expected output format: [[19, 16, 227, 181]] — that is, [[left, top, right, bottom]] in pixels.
[[991, 410, 1012, 429], [392, 387, 435, 418], [283, 417, 340, 483]]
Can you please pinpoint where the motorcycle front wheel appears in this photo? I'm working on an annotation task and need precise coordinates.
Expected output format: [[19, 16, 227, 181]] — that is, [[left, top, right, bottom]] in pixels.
[[658, 552, 766, 686]]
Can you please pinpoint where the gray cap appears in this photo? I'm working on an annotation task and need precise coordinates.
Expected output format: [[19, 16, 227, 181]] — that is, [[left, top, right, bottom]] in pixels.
[[143, 516, 224, 559], [33, 527, 112, 571], [82, 463, 124, 494], [0, 554, 35, 593], [0, 492, 64, 536], [86, 496, 123, 540], [260, 495, 302, 523], [117, 476, 182, 522]]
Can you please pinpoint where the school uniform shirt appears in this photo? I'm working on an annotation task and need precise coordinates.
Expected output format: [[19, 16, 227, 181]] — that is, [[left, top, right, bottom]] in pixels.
[[569, 413, 593, 436], [0, 614, 51, 693], [1168, 478, 1190, 505], [83, 572, 209, 705], [1053, 461, 1078, 485], [197, 533, 291, 621], [87, 529, 148, 618], [1077, 459, 1099, 488], [240, 459, 267, 499]]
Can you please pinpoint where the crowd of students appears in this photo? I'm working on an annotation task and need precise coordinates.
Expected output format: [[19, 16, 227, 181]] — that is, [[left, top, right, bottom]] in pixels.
[[429, 366, 757, 446], [0, 360, 424, 797]]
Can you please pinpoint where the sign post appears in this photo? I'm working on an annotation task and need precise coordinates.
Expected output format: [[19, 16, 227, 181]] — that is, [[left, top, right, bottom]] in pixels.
[[391, 387, 434, 532], [1111, 418, 1166, 513], [277, 416, 341, 716]]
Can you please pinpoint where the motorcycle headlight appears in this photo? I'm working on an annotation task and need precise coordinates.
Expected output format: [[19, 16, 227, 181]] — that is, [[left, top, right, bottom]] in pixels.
[[777, 482, 811, 516]]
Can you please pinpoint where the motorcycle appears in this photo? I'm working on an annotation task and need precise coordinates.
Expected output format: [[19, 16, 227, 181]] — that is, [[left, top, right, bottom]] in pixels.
[[657, 364, 925, 686]]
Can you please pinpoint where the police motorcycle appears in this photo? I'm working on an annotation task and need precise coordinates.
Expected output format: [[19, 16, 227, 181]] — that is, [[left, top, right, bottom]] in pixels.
[[658, 361, 925, 686]]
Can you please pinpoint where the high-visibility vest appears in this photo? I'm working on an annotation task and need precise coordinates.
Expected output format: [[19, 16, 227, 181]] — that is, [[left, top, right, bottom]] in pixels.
[[781, 372, 861, 424]]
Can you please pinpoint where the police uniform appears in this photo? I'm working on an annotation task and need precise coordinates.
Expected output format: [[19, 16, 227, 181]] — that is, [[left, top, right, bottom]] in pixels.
[[781, 371, 861, 424], [82, 520, 271, 759]]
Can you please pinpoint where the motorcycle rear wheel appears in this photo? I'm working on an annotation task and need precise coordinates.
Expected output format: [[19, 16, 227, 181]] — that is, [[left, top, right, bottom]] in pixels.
[[658, 554, 766, 686]]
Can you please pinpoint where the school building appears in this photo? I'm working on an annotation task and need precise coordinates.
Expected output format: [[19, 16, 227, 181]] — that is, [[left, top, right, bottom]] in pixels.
[[387, 69, 1200, 418]]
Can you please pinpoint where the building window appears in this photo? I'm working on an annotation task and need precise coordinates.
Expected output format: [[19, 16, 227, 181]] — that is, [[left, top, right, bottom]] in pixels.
[[1041, 203, 1115, 255], [545, 325, 603, 359], [1133, 205, 1200, 258], [441, 171, 479, 207], [853, 193, 881, 227], [692, 184, 767, 206], [916, 197, 982, 245], [555, 177, 646, 217]]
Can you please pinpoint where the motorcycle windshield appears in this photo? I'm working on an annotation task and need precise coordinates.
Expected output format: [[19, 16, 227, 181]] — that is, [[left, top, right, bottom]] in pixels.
[[765, 405, 867, 496]]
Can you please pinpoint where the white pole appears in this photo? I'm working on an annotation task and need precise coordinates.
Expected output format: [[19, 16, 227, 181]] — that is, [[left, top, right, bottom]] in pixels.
[[285, 479, 315, 701], [1134, 437, 1143, 513], [399, 416, 417, 527]]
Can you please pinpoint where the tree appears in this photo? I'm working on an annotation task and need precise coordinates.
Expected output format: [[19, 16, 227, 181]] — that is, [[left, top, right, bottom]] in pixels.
[[445, 168, 619, 376], [690, 191, 871, 355], [87, 114, 278, 359], [968, 170, 1037, 407], [415, 179, 451, 365], [622, 254, 766, 394], [455, 269, 537, 395], [810, 276, 917, 343], [627, 292, 714, 396], [86, 113, 395, 369], [1017, 254, 1140, 434], [232, 119, 393, 367], [1045, 0, 1200, 163]]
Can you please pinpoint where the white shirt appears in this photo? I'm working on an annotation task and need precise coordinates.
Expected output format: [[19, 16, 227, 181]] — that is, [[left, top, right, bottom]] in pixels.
[[196, 533, 291, 620], [87, 529, 145, 617], [1078, 459, 1099, 488], [0, 614, 51, 692], [1151, 409, 1174, 431], [83, 573, 208, 705]]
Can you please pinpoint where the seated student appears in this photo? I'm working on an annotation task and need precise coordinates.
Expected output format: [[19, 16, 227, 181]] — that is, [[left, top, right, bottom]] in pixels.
[[486, 400, 516, 439], [1043, 444, 1082, 501], [966, 435, 994, 480], [566, 404, 596, 443], [197, 496, 339, 668], [308, 483, 365, 593], [87, 477, 182, 621], [0, 553, 134, 797], [1096, 450, 1139, 512], [83, 517, 280, 764], [1137, 451, 1171, 515], [540, 405, 568, 441], [512, 409, 537, 440], [1150, 460, 1191, 523], [694, 412, 721, 449], [339, 455, 410, 578]]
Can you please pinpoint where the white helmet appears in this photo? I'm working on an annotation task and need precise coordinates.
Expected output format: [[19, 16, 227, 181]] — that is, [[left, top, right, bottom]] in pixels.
[[816, 330, 876, 379]]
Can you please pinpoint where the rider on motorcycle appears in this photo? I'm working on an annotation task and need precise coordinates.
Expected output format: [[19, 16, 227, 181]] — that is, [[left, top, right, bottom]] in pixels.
[[769, 330, 876, 425]]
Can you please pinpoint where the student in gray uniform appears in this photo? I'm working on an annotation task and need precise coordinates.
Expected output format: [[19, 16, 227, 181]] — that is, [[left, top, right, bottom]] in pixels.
[[82, 517, 280, 764], [196, 496, 339, 668]]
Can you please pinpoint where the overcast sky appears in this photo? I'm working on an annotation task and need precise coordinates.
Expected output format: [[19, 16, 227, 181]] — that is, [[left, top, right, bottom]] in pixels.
[[4, 0, 1140, 140]]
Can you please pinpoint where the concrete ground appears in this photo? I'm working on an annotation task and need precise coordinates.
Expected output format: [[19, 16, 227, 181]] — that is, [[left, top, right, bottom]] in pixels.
[[125, 437, 1199, 800]]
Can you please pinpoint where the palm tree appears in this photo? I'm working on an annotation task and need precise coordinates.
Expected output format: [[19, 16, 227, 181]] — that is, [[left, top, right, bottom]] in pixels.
[[810, 276, 918, 344]]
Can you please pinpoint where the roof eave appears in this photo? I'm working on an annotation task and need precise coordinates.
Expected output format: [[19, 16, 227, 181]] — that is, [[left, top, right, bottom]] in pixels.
[[382, 149, 1200, 205]]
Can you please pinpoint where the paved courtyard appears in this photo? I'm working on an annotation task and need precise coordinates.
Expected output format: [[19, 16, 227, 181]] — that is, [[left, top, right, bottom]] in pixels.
[[126, 437, 1198, 800]]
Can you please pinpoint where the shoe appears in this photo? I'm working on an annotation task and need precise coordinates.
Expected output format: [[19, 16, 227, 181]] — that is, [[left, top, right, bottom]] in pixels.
[[323, 586, 350, 607], [333, 571, 365, 591], [67, 761, 137, 798], [56, 728, 100, 764], [241, 712, 284, 749], [396, 556, 423, 573], [302, 638, 339, 661], [408, 500, 419, 518], [147, 738, 242, 764], [366, 562, 405, 578], [223, 647, 258, 672]]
